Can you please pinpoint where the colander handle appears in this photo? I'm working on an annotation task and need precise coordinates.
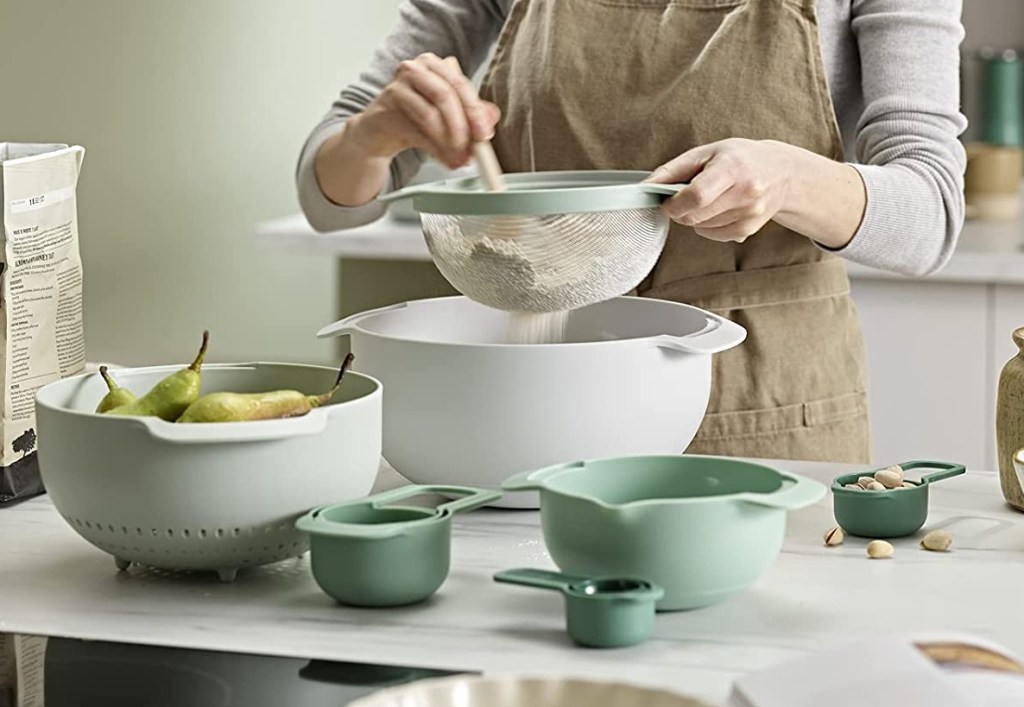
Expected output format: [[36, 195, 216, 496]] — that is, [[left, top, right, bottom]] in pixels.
[[317, 302, 409, 339], [654, 314, 747, 354], [137, 409, 329, 444]]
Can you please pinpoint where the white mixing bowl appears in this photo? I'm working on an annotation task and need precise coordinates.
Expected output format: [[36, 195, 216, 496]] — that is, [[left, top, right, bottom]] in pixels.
[[35, 362, 382, 581], [318, 296, 745, 508]]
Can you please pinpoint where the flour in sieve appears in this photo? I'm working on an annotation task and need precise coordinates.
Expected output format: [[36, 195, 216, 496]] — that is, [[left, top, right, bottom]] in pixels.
[[428, 225, 622, 313]]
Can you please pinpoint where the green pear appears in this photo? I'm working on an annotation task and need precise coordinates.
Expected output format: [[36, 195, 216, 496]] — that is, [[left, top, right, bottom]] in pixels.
[[177, 354, 352, 423], [95, 366, 136, 413], [108, 331, 209, 421]]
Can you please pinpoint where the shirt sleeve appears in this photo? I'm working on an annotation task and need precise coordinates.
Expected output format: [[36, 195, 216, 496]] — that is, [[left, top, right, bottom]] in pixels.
[[296, 0, 508, 233], [832, 0, 968, 276]]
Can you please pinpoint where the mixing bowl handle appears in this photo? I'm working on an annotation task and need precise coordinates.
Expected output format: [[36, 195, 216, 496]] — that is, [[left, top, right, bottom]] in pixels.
[[738, 472, 826, 510], [902, 461, 966, 485], [317, 302, 409, 339], [654, 314, 747, 354], [137, 410, 329, 444], [502, 463, 580, 491]]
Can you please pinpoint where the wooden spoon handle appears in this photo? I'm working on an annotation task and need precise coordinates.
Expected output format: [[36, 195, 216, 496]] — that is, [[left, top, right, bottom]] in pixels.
[[473, 141, 506, 192]]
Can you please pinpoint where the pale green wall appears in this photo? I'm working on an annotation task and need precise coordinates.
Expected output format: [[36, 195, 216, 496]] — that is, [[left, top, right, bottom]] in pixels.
[[0, 0, 402, 367]]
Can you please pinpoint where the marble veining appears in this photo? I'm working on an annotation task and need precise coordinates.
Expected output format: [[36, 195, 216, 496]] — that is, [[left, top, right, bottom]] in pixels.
[[2, 460, 1024, 704]]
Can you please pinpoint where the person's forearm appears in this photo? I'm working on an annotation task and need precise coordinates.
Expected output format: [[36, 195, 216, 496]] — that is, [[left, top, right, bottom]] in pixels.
[[772, 141, 867, 250], [313, 118, 392, 208]]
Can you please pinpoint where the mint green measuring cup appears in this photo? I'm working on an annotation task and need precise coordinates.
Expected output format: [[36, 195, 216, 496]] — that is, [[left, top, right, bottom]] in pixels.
[[297, 485, 501, 607], [831, 461, 965, 538], [494, 568, 664, 648]]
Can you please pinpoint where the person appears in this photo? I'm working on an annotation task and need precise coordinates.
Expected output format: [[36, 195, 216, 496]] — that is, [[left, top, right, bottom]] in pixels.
[[296, 0, 967, 464]]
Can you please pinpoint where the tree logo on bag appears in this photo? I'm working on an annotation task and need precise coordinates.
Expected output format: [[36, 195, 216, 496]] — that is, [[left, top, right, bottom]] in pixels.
[[12, 427, 36, 457]]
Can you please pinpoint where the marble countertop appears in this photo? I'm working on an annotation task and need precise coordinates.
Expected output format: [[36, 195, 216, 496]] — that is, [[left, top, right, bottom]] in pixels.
[[255, 212, 1024, 285], [3, 460, 1024, 704]]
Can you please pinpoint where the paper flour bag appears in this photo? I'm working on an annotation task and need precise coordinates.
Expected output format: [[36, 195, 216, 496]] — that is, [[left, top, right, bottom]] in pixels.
[[0, 144, 86, 504]]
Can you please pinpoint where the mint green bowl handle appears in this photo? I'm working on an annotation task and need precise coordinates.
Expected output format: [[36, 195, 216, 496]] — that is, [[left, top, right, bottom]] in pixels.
[[502, 462, 581, 492], [739, 472, 826, 510]]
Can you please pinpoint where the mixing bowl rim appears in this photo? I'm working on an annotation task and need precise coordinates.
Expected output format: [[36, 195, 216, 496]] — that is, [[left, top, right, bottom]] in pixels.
[[515, 455, 813, 510], [332, 294, 721, 350]]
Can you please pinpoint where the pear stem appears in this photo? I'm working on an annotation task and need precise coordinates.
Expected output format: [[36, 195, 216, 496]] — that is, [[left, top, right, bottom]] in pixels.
[[99, 366, 118, 392], [313, 353, 355, 406], [189, 330, 210, 372]]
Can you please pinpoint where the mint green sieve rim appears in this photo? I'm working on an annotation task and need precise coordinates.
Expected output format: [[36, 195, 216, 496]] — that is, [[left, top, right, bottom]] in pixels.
[[376, 170, 684, 216]]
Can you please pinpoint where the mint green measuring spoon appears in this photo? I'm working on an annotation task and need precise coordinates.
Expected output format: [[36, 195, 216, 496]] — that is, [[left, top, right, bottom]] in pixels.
[[494, 568, 664, 648]]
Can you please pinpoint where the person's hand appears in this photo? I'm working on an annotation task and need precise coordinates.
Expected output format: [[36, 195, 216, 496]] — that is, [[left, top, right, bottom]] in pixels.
[[347, 52, 501, 169], [646, 139, 795, 243]]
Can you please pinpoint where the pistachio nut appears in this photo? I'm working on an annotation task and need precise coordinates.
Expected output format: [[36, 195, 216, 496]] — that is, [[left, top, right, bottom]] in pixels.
[[920, 530, 953, 552], [824, 527, 845, 546], [867, 540, 894, 559]]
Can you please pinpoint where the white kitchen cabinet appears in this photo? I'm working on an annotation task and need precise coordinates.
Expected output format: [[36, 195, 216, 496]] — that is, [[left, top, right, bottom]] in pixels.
[[850, 279, 990, 469]]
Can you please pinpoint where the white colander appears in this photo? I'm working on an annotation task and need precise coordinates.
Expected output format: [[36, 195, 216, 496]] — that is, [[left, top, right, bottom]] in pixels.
[[34, 362, 382, 582], [379, 171, 683, 313]]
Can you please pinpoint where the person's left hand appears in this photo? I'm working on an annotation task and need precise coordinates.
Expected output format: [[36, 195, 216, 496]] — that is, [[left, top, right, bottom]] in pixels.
[[646, 138, 794, 243]]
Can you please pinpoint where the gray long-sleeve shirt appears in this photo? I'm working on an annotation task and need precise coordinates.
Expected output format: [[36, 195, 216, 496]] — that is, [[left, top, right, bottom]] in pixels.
[[297, 0, 967, 276]]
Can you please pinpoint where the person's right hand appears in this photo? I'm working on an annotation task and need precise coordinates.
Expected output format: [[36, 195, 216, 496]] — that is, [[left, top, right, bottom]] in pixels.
[[348, 52, 501, 169]]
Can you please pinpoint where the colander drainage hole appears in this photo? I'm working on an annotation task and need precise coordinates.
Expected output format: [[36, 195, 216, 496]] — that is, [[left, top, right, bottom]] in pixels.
[[199, 529, 208, 539], [136, 528, 142, 536], [84, 521, 93, 529], [151, 528, 158, 537], [232, 528, 241, 537], [182, 529, 190, 539], [166, 529, 175, 538], [216, 529, 225, 538], [108, 524, 115, 533], [121, 526, 128, 535]]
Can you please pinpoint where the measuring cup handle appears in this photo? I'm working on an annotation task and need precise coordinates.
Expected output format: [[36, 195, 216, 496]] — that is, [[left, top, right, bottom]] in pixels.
[[739, 472, 826, 510], [899, 461, 966, 484], [494, 568, 585, 592], [433, 486, 504, 515]]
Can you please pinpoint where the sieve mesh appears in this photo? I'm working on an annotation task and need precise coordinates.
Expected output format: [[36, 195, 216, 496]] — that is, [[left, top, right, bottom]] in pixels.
[[421, 208, 670, 313]]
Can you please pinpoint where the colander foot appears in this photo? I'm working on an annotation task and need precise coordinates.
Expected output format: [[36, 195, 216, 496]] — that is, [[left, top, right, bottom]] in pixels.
[[114, 558, 131, 572], [217, 568, 238, 583]]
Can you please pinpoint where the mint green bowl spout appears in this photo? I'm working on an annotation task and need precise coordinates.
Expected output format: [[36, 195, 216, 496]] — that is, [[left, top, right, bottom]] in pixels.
[[503, 455, 825, 611]]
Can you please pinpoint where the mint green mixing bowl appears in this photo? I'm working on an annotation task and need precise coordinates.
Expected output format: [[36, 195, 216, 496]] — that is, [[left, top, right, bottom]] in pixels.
[[504, 455, 825, 611]]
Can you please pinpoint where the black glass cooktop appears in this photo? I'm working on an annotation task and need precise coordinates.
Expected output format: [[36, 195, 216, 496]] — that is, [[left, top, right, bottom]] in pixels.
[[6, 637, 469, 707]]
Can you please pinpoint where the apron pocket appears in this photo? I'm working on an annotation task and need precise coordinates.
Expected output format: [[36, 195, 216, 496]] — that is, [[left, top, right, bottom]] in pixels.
[[695, 390, 867, 439], [687, 391, 871, 464]]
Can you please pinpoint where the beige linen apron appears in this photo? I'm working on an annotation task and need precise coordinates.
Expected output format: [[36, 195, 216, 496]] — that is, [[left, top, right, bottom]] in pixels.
[[479, 0, 871, 463]]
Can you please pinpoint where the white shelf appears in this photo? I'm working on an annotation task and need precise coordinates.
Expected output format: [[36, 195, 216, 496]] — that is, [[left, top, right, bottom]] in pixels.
[[255, 212, 1024, 284]]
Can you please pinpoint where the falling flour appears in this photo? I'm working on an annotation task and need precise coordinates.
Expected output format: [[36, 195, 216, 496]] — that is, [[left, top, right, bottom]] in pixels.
[[505, 310, 570, 345]]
